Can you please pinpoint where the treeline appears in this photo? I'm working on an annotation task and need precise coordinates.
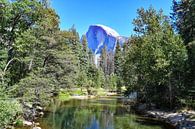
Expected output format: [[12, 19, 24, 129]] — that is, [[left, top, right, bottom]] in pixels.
[[0, 0, 114, 127], [98, 0, 195, 109], [123, 7, 188, 109], [112, 0, 194, 109]]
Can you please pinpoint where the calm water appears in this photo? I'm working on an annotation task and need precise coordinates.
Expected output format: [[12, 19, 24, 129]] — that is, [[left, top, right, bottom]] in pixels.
[[21, 96, 169, 129]]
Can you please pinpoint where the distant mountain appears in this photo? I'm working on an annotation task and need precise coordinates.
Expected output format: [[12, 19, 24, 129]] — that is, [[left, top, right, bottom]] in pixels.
[[86, 24, 128, 55]]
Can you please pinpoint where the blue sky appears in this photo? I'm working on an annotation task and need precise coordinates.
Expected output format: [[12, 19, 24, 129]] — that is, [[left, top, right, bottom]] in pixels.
[[51, 0, 173, 37]]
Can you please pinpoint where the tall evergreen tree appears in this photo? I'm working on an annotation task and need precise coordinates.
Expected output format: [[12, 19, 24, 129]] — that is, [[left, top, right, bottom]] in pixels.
[[68, 25, 82, 63], [172, 0, 195, 44], [114, 41, 123, 91], [114, 41, 122, 75], [88, 49, 95, 65], [81, 35, 88, 53], [100, 45, 108, 75], [80, 35, 89, 71], [172, 0, 195, 93], [107, 52, 114, 75]]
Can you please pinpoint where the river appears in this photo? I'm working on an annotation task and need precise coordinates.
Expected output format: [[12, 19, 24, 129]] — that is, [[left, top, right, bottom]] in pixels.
[[20, 96, 170, 129]]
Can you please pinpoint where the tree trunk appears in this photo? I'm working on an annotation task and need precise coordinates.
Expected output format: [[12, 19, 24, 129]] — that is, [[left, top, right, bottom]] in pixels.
[[28, 58, 33, 70]]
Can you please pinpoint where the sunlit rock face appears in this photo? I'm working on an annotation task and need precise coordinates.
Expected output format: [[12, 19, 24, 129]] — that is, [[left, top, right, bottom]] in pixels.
[[86, 24, 127, 55]]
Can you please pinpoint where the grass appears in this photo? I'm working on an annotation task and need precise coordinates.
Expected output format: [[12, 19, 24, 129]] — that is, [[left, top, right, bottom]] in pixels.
[[58, 92, 70, 101], [58, 88, 87, 101], [70, 88, 87, 96], [15, 119, 23, 127], [95, 88, 107, 96], [58, 87, 114, 101]]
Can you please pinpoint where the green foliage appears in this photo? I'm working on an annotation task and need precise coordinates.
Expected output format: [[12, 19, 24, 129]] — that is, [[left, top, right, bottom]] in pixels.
[[100, 45, 108, 75], [9, 73, 54, 105], [106, 73, 117, 90], [77, 71, 88, 87], [172, 0, 195, 44], [0, 0, 41, 47], [124, 7, 187, 107], [80, 35, 89, 72], [58, 92, 70, 101], [188, 41, 195, 86], [0, 0, 114, 127], [15, 119, 23, 127], [0, 85, 8, 98], [114, 41, 124, 91], [0, 48, 7, 70], [0, 100, 22, 128], [87, 64, 105, 88], [0, 0, 194, 128], [94, 88, 107, 96], [42, 49, 79, 89], [172, 0, 195, 103], [114, 41, 122, 75]]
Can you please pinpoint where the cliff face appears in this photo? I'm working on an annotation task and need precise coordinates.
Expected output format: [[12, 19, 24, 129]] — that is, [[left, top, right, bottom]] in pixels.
[[86, 24, 127, 55]]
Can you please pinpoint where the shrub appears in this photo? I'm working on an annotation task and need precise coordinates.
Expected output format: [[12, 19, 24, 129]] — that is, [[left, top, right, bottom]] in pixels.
[[0, 100, 22, 127]]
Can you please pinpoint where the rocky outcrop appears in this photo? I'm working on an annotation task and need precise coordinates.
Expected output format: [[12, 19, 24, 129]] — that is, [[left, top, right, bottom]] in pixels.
[[20, 101, 44, 129], [146, 110, 195, 129]]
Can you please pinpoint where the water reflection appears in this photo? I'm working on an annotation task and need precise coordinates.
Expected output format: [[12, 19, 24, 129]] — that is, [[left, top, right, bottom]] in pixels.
[[38, 97, 164, 129]]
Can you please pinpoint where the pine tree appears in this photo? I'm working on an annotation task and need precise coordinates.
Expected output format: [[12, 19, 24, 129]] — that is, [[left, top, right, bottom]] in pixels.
[[172, 0, 195, 44], [122, 41, 128, 56], [88, 49, 95, 64], [107, 52, 114, 75], [172, 0, 195, 96], [80, 35, 89, 71], [81, 35, 88, 53], [69, 25, 82, 59], [100, 45, 108, 75], [114, 41, 123, 91]]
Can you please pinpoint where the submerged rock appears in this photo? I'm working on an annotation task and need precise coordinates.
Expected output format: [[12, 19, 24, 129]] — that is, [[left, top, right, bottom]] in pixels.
[[33, 127, 41, 129]]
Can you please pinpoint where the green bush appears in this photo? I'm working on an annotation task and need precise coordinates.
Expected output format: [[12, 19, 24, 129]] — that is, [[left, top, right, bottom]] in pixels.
[[0, 100, 22, 127]]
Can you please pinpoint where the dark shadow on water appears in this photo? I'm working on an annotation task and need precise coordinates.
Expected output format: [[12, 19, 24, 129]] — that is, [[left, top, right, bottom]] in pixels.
[[135, 117, 176, 129]]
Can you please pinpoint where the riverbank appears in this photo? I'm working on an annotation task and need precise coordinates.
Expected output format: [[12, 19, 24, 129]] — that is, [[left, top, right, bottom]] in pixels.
[[16, 95, 169, 129], [134, 103, 195, 129], [58, 88, 117, 101], [16, 88, 117, 129], [16, 90, 195, 129], [146, 109, 195, 129]]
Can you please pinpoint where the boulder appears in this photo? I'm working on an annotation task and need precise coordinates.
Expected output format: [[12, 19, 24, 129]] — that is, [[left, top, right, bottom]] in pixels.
[[23, 120, 33, 126], [35, 122, 40, 126], [39, 112, 44, 117], [23, 102, 33, 109], [33, 127, 41, 129], [36, 106, 43, 112]]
